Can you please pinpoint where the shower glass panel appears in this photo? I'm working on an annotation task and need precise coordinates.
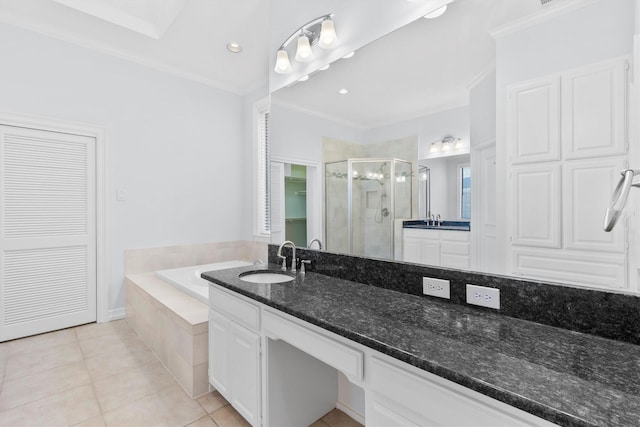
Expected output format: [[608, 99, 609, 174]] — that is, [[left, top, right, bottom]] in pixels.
[[325, 158, 412, 260]]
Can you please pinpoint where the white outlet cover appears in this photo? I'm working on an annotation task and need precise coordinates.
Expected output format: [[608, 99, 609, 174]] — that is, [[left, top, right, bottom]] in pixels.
[[422, 277, 450, 299], [466, 284, 500, 310]]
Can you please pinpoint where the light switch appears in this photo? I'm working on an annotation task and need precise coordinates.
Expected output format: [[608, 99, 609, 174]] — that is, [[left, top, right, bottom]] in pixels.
[[116, 189, 127, 201]]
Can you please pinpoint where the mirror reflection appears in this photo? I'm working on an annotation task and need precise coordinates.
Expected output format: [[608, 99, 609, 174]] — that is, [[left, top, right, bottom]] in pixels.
[[269, 0, 638, 293]]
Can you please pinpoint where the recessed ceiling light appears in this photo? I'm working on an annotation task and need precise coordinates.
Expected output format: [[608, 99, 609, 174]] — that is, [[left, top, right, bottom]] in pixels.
[[338, 88, 349, 95], [424, 5, 447, 19], [318, 64, 331, 71], [226, 42, 242, 53], [342, 51, 355, 59], [298, 75, 310, 82]]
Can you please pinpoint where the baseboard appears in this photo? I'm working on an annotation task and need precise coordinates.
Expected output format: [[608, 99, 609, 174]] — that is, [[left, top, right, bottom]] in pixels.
[[336, 400, 365, 425], [107, 307, 126, 321]]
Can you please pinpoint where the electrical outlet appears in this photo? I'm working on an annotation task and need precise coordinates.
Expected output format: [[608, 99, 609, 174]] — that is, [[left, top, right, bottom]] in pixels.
[[422, 277, 450, 299], [466, 284, 500, 310]]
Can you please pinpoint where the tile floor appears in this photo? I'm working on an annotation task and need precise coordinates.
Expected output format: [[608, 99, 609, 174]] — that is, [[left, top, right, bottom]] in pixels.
[[0, 320, 363, 427]]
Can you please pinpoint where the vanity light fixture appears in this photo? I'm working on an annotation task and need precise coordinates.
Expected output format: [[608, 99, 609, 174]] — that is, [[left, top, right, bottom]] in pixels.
[[424, 5, 448, 19], [274, 14, 339, 74]]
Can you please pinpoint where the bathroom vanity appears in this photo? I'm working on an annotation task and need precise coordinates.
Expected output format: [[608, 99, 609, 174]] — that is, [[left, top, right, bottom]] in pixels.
[[202, 260, 640, 427], [403, 220, 471, 269]]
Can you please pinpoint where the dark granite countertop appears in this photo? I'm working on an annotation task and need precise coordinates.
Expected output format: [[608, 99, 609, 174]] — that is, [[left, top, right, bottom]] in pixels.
[[404, 219, 471, 231], [202, 264, 640, 427]]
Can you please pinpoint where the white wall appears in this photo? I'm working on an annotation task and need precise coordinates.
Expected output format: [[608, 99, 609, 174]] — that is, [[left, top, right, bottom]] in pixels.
[[0, 23, 248, 314], [364, 105, 470, 160], [494, 0, 635, 275], [469, 68, 496, 147], [270, 103, 364, 162]]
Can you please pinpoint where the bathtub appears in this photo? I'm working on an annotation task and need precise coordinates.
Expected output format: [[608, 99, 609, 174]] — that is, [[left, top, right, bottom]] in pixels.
[[155, 260, 252, 304]]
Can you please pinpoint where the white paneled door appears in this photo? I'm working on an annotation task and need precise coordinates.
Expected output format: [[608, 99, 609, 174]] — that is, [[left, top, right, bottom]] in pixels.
[[0, 125, 96, 341]]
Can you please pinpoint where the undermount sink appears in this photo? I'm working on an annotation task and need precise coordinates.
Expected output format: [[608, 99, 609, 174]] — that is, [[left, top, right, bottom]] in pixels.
[[239, 271, 295, 284]]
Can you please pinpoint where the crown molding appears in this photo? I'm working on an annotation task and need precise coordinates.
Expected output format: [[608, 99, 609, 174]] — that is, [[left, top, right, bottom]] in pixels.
[[0, 12, 262, 96], [370, 100, 470, 131], [271, 98, 367, 131], [467, 62, 496, 90], [490, 0, 601, 39]]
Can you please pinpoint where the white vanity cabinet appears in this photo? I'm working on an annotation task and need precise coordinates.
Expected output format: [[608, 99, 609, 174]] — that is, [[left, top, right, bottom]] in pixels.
[[207, 282, 558, 427], [208, 286, 261, 427], [366, 357, 558, 427], [403, 228, 470, 269]]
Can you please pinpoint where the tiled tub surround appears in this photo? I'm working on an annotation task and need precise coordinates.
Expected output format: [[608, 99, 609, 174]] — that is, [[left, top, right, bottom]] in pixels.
[[124, 241, 267, 397], [271, 245, 640, 345], [200, 251, 640, 427]]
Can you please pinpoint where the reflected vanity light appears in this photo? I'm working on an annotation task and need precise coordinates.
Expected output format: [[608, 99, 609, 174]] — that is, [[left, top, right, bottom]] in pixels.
[[274, 14, 339, 74], [429, 136, 464, 155], [338, 88, 349, 95], [342, 51, 355, 59]]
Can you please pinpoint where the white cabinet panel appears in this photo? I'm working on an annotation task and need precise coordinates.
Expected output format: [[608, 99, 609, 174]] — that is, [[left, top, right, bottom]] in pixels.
[[511, 247, 625, 288], [563, 158, 626, 253], [511, 164, 561, 248], [508, 77, 561, 164], [209, 309, 230, 397], [562, 59, 627, 160], [230, 322, 261, 427]]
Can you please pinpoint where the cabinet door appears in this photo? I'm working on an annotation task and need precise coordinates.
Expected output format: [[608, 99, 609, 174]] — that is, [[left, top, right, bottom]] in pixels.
[[420, 239, 440, 266], [229, 322, 261, 427], [508, 76, 561, 164], [209, 309, 230, 398], [403, 237, 422, 263], [510, 164, 561, 248], [562, 58, 627, 160]]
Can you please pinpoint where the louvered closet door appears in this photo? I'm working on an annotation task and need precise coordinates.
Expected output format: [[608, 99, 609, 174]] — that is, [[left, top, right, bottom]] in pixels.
[[0, 125, 96, 341]]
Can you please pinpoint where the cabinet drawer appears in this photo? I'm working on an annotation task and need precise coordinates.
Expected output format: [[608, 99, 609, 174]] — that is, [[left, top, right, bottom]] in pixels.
[[210, 286, 260, 331], [404, 228, 439, 240], [441, 240, 469, 255], [369, 357, 556, 426], [263, 310, 363, 382], [441, 230, 470, 242]]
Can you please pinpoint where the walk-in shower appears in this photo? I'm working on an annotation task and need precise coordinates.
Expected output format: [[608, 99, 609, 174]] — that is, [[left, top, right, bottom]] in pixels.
[[325, 158, 412, 260]]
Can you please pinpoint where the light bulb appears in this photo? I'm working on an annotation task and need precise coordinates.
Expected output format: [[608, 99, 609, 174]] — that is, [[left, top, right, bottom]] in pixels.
[[318, 18, 338, 49], [274, 48, 292, 74], [442, 141, 451, 152], [295, 34, 313, 62], [454, 138, 463, 149], [430, 143, 438, 153]]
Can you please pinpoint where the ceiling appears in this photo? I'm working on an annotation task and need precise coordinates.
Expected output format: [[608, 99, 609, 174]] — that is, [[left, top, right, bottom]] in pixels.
[[0, 0, 269, 95], [272, 0, 554, 129], [0, 0, 569, 108]]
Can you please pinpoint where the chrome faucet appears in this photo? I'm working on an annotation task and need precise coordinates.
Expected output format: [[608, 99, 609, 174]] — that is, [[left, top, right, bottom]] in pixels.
[[429, 213, 435, 226], [436, 213, 442, 226], [307, 238, 323, 250], [277, 240, 297, 273]]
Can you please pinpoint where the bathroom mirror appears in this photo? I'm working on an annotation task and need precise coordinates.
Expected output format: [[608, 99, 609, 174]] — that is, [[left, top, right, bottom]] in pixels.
[[269, 0, 638, 292]]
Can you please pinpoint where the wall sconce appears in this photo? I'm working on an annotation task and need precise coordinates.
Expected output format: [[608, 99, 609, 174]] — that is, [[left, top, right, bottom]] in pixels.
[[429, 136, 463, 154], [274, 14, 338, 75]]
